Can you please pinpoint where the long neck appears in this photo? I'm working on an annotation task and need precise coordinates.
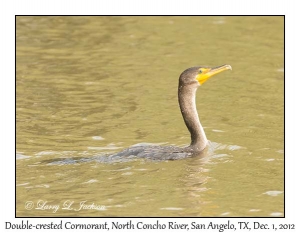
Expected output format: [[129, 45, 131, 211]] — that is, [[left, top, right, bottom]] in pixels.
[[178, 85, 207, 151]]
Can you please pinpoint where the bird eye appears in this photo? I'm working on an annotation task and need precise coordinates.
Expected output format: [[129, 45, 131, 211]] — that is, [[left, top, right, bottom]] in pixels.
[[199, 70, 202, 74]]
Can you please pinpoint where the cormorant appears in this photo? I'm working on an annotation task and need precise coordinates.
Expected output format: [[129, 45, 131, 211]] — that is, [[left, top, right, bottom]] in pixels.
[[109, 65, 232, 160]]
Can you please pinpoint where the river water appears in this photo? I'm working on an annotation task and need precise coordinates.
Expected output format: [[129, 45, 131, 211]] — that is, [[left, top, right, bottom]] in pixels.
[[16, 16, 284, 217]]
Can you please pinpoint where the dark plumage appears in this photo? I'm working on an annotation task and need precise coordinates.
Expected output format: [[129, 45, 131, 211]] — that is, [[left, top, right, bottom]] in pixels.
[[109, 65, 232, 161]]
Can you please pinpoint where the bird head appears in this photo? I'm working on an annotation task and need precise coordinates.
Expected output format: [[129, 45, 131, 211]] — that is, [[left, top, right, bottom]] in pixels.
[[179, 64, 232, 87]]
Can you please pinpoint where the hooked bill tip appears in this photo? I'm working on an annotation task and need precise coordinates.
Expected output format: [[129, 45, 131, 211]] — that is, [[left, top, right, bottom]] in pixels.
[[226, 65, 232, 71]]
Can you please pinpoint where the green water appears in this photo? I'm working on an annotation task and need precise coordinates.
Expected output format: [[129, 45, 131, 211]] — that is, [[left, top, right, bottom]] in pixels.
[[16, 16, 284, 217]]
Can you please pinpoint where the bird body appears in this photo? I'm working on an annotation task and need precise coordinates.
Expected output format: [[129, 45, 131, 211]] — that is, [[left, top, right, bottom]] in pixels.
[[109, 145, 195, 161]]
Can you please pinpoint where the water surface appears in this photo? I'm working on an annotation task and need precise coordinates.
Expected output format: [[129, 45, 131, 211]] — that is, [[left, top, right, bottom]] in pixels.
[[16, 16, 284, 217]]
